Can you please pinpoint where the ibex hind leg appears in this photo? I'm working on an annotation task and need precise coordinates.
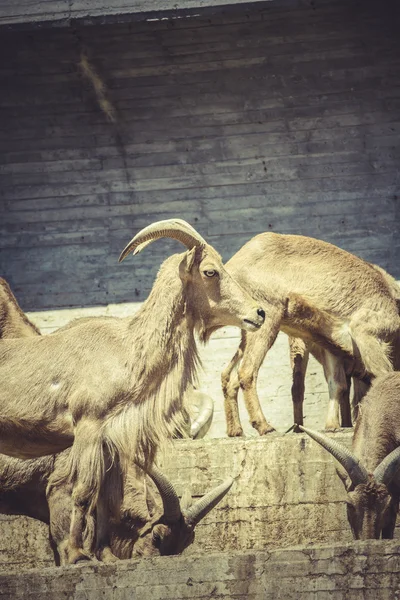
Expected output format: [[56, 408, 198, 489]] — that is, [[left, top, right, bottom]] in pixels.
[[323, 352, 351, 431], [289, 337, 309, 431], [349, 312, 395, 379], [222, 331, 246, 437], [238, 315, 281, 436]]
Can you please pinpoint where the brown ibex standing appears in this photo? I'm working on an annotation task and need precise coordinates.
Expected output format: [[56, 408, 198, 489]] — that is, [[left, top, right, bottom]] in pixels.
[[0, 219, 265, 564], [222, 233, 400, 436], [300, 372, 400, 539]]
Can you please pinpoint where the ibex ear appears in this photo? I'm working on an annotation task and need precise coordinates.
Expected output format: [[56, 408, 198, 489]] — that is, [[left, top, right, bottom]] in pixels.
[[180, 489, 193, 511], [179, 247, 197, 279], [336, 466, 352, 491]]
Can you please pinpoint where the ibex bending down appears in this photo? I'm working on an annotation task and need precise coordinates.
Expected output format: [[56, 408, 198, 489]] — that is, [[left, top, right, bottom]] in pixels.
[[0, 219, 264, 564], [300, 371, 400, 539], [0, 451, 232, 564], [222, 233, 400, 436], [288, 265, 400, 430]]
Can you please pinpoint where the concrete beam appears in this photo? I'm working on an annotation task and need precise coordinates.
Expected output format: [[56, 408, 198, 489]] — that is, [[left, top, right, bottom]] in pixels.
[[1, 540, 399, 600], [0, 1, 275, 27]]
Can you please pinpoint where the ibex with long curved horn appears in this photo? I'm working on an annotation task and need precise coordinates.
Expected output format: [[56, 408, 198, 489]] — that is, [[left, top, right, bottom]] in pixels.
[[300, 372, 400, 539], [0, 450, 232, 565], [0, 219, 264, 564]]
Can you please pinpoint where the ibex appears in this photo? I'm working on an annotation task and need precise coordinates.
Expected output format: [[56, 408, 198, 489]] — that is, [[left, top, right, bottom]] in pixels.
[[222, 233, 400, 436], [0, 276, 214, 439], [0, 219, 265, 564], [288, 265, 400, 431], [300, 372, 400, 539], [0, 450, 233, 564], [0, 278, 40, 338]]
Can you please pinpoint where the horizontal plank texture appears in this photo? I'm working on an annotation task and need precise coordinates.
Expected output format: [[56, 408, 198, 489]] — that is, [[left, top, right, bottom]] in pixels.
[[0, 0, 399, 310]]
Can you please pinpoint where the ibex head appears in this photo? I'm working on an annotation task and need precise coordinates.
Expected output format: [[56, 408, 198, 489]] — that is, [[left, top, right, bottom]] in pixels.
[[299, 426, 400, 539], [119, 219, 265, 341], [133, 465, 234, 556]]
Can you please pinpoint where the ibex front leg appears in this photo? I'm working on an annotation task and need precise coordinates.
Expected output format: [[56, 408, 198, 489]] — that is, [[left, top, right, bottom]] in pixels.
[[237, 313, 281, 436], [221, 332, 246, 437]]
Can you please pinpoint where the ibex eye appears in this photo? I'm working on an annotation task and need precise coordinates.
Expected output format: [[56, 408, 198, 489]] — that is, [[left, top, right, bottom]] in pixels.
[[204, 269, 217, 277]]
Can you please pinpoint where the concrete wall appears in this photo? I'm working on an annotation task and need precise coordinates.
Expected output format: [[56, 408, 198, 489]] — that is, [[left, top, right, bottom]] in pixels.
[[2, 540, 400, 600], [1, 0, 399, 311], [1, 434, 399, 574]]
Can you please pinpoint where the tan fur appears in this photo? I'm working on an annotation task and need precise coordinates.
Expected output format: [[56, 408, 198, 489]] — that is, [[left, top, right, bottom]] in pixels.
[[0, 229, 262, 563], [223, 233, 400, 436], [0, 278, 40, 338]]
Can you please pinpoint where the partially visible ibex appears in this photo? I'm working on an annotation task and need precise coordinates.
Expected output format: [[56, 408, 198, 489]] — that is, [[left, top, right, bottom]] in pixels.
[[0, 276, 215, 439], [0, 278, 40, 338], [289, 265, 400, 431], [222, 233, 400, 436], [0, 450, 233, 564], [300, 372, 400, 539]]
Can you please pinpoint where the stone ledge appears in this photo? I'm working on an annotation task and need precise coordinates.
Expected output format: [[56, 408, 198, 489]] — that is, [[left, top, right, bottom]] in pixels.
[[6, 433, 399, 573], [1, 540, 399, 600]]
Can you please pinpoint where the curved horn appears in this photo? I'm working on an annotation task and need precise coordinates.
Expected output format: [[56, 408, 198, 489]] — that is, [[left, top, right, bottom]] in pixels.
[[190, 390, 214, 439], [373, 446, 400, 486], [299, 425, 368, 487], [145, 464, 182, 524], [184, 477, 234, 526], [118, 219, 207, 262]]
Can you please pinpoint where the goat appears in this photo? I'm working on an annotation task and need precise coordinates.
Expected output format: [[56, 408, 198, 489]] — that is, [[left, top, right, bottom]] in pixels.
[[0, 450, 233, 564], [0, 219, 264, 564], [222, 232, 400, 436], [300, 371, 400, 539], [0, 276, 214, 439], [0, 278, 40, 338], [288, 266, 400, 431]]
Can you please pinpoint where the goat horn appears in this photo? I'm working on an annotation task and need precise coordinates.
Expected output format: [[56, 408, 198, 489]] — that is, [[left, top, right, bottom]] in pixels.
[[118, 219, 207, 262], [373, 446, 400, 486], [299, 425, 368, 486], [190, 390, 214, 439], [184, 477, 234, 526], [145, 464, 182, 524]]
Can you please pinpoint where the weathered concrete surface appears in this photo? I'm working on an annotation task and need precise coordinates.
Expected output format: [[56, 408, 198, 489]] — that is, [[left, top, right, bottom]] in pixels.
[[2, 434, 399, 573], [1, 540, 399, 599]]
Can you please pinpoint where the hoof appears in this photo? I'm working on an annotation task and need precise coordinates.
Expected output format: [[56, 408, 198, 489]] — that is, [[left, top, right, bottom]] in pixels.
[[255, 422, 275, 436], [68, 549, 92, 565], [227, 427, 244, 437], [99, 548, 120, 563], [324, 424, 341, 433]]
